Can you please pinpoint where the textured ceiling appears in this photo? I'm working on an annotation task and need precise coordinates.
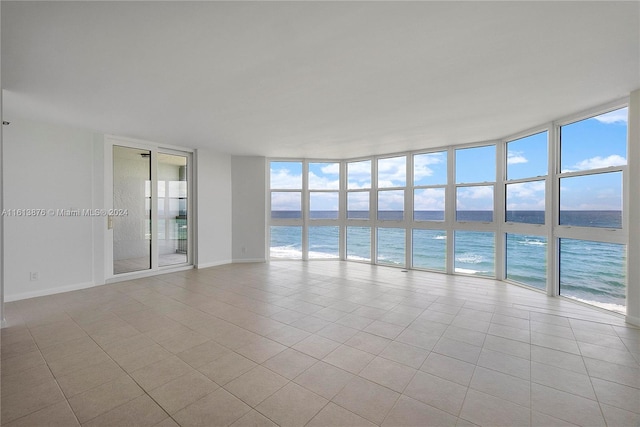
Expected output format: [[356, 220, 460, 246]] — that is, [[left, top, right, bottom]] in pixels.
[[2, 1, 639, 158]]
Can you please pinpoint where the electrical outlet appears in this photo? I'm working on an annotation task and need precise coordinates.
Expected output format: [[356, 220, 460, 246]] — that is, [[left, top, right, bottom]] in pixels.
[[30, 272, 39, 281]]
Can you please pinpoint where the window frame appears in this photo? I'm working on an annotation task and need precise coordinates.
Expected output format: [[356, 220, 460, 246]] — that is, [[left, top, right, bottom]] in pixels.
[[266, 98, 630, 316]]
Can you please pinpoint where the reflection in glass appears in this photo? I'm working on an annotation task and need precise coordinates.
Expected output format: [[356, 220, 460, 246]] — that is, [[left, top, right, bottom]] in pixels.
[[559, 173, 622, 228], [560, 238, 625, 314], [412, 229, 446, 271], [454, 231, 494, 277], [309, 226, 339, 259], [158, 153, 188, 267], [113, 146, 151, 274], [506, 234, 546, 290], [506, 181, 545, 224], [414, 151, 447, 186], [377, 228, 405, 266], [347, 227, 371, 261]]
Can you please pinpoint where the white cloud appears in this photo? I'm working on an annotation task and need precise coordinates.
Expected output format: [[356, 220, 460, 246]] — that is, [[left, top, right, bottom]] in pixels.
[[271, 192, 301, 210], [456, 186, 493, 210], [573, 201, 621, 210], [347, 160, 372, 189], [506, 181, 545, 210], [572, 154, 626, 171], [320, 163, 340, 175], [308, 172, 339, 190], [507, 151, 528, 165], [459, 186, 493, 199], [593, 108, 628, 124], [270, 168, 302, 189], [506, 181, 545, 199], [414, 188, 445, 210], [347, 192, 369, 210], [310, 192, 339, 210], [414, 152, 444, 182], [560, 184, 621, 211], [378, 157, 406, 188], [378, 190, 404, 210]]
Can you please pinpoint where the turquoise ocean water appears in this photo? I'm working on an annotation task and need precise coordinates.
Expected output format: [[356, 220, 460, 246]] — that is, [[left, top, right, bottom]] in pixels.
[[271, 210, 625, 314]]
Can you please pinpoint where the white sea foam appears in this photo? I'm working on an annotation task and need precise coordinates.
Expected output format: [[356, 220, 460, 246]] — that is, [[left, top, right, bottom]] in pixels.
[[347, 254, 371, 262], [308, 251, 339, 259], [270, 246, 302, 259], [565, 296, 626, 315], [455, 267, 481, 275], [456, 254, 483, 264], [433, 235, 447, 240], [271, 246, 342, 260]]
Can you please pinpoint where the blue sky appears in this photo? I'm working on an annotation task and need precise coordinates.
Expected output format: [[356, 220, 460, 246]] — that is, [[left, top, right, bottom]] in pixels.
[[270, 107, 627, 212], [558, 108, 627, 211]]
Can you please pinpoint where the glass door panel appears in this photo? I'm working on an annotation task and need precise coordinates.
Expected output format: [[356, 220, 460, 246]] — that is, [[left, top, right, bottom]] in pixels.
[[113, 146, 151, 274], [158, 153, 188, 266]]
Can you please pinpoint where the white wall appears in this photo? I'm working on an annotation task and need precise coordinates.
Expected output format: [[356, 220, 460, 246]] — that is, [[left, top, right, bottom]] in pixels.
[[231, 156, 266, 262], [195, 148, 233, 268], [3, 119, 98, 300], [2, 119, 238, 300]]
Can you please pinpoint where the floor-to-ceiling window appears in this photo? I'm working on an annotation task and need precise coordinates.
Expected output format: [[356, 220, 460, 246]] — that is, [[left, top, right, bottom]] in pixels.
[[269, 161, 303, 259], [557, 107, 628, 313], [346, 160, 372, 261], [504, 131, 548, 290], [308, 162, 340, 259], [267, 101, 628, 315], [376, 156, 406, 266], [454, 145, 496, 277], [412, 151, 447, 271]]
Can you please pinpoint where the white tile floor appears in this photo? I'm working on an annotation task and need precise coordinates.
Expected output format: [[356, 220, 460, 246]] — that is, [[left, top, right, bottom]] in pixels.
[[1, 261, 639, 426]]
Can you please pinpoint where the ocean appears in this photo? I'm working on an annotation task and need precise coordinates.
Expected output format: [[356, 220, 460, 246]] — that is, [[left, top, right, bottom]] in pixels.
[[270, 210, 625, 314]]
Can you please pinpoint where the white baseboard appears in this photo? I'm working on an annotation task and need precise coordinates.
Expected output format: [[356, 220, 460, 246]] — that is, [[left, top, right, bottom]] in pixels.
[[5, 281, 96, 302], [195, 260, 233, 269], [625, 314, 640, 327], [232, 258, 266, 264], [195, 259, 266, 269]]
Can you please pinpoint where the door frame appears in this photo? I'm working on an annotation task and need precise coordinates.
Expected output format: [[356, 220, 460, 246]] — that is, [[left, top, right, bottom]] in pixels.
[[104, 135, 195, 283]]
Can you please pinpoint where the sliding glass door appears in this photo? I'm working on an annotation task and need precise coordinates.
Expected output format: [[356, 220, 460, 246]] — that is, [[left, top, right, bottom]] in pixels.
[[158, 153, 188, 267], [113, 146, 152, 274], [111, 143, 191, 276]]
